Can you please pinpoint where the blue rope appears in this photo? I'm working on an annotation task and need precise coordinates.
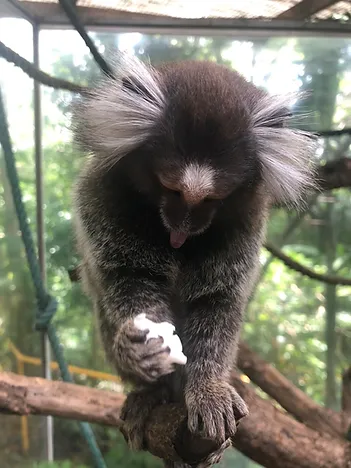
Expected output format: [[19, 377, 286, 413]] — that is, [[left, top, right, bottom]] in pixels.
[[0, 86, 106, 468]]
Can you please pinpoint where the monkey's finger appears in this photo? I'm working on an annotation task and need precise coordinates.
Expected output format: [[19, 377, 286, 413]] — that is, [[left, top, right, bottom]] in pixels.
[[231, 392, 249, 422], [139, 352, 175, 373], [146, 339, 169, 355], [211, 411, 226, 442], [122, 342, 159, 361], [125, 326, 149, 342], [132, 340, 169, 361], [145, 336, 165, 349], [187, 409, 199, 434], [188, 409, 219, 440], [224, 406, 236, 438]]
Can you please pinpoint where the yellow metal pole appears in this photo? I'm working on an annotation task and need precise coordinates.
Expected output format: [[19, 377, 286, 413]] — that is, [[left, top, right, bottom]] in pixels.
[[9, 340, 120, 382]]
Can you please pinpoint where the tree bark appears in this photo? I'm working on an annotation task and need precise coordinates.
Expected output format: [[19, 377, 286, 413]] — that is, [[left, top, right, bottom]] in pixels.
[[237, 341, 343, 438], [1, 371, 350, 468], [342, 367, 351, 439]]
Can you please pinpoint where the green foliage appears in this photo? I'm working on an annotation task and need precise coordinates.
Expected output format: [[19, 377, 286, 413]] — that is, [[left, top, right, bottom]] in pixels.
[[103, 431, 163, 468], [30, 462, 88, 468]]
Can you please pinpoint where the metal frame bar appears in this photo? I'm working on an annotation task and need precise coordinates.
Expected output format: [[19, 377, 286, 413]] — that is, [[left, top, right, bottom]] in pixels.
[[33, 23, 54, 462], [40, 20, 351, 37], [36, 23, 351, 40], [3, 0, 36, 23], [278, 0, 341, 20], [54, 22, 351, 36], [1, 2, 350, 36]]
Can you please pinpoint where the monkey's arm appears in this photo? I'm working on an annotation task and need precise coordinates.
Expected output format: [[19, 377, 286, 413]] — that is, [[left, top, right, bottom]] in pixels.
[[182, 255, 255, 442], [75, 197, 176, 384], [95, 264, 177, 384]]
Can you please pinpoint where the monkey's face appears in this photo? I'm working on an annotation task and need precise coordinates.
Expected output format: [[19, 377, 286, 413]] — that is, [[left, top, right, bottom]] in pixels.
[[154, 155, 257, 248], [75, 56, 316, 250], [156, 163, 221, 248], [151, 132, 256, 248]]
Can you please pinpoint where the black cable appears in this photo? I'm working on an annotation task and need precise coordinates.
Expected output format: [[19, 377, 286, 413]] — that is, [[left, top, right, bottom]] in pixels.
[[317, 128, 351, 137], [0, 40, 85, 93], [58, 0, 114, 79]]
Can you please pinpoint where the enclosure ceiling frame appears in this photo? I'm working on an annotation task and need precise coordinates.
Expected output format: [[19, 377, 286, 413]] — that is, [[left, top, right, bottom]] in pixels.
[[277, 0, 342, 20], [1, 0, 351, 36], [40, 21, 351, 38], [3, 0, 36, 24]]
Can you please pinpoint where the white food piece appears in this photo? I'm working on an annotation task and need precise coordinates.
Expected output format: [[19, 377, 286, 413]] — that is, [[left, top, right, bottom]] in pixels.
[[134, 313, 187, 365]]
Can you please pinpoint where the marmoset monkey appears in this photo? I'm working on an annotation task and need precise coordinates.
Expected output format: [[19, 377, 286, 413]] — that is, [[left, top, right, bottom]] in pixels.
[[72, 53, 316, 467]]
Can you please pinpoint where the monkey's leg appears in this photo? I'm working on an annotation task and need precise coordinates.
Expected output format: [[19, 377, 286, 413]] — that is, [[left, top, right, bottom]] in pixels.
[[120, 384, 171, 451], [195, 438, 231, 467], [164, 439, 230, 468]]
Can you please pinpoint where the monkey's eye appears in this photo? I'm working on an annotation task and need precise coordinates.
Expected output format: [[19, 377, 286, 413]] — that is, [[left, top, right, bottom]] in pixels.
[[158, 177, 181, 198], [168, 188, 182, 198], [203, 197, 219, 204]]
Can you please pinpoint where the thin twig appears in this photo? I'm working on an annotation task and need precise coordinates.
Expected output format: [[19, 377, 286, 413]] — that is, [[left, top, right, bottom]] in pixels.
[[265, 242, 351, 286]]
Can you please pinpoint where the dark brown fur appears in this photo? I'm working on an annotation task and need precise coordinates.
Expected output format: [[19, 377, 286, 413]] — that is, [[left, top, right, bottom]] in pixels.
[[72, 57, 315, 467]]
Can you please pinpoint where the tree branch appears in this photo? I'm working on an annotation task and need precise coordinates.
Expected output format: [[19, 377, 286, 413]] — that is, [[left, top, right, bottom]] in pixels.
[[317, 157, 351, 191], [1, 371, 350, 468], [237, 341, 344, 438], [265, 242, 351, 286], [0, 371, 224, 464]]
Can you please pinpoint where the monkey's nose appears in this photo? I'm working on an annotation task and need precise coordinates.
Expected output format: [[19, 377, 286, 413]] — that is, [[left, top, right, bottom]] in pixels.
[[182, 188, 207, 206]]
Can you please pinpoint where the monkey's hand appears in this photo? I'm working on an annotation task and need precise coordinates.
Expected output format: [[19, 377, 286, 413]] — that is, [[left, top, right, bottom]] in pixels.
[[113, 317, 176, 383], [185, 381, 248, 442]]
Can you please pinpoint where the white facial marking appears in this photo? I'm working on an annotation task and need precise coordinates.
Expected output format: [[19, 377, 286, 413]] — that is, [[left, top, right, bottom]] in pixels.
[[133, 313, 187, 365], [252, 92, 317, 206], [74, 52, 165, 171], [181, 163, 215, 204]]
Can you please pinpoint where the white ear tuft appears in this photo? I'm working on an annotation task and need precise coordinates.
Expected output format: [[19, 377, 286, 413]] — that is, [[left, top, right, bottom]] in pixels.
[[73, 52, 165, 168], [252, 93, 317, 207]]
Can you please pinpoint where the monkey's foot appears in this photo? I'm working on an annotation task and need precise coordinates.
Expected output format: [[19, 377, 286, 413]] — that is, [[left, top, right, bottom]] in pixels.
[[164, 462, 190, 468], [186, 381, 248, 442], [164, 439, 230, 468], [120, 385, 170, 451], [196, 438, 231, 468]]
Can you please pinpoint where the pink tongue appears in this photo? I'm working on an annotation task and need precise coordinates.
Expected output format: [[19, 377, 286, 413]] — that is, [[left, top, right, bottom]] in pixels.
[[170, 231, 188, 249]]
